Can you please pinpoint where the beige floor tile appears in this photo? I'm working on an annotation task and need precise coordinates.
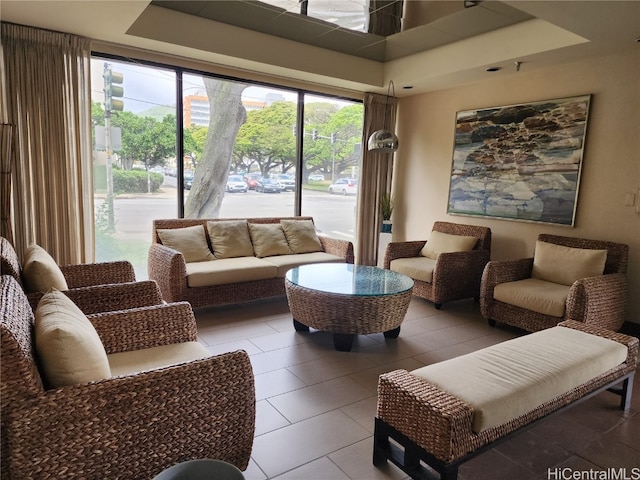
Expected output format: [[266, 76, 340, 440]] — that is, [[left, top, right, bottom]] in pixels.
[[286, 353, 378, 385], [328, 438, 408, 480], [255, 368, 306, 401], [202, 338, 264, 355], [249, 342, 330, 375], [249, 329, 312, 352], [251, 410, 370, 478], [340, 396, 378, 433], [255, 400, 291, 436], [198, 322, 279, 346], [271, 457, 350, 480], [267, 376, 371, 423]]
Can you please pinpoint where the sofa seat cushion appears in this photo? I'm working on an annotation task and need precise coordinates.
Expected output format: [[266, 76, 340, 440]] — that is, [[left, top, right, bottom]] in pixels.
[[185, 257, 278, 287], [494, 278, 570, 317], [411, 326, 628, 433], [389, 257, 436, 284], [262, 252, 345, 277], [108, 341, 209, 377]]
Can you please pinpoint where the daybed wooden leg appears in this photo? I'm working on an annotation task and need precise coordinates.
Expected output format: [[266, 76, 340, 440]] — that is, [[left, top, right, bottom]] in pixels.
[[293, 319, 309, 332], [384, 326, 401, 339]]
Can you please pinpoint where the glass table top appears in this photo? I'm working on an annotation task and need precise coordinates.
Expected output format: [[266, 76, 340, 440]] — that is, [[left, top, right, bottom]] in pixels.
[[285, 264, 414, 296]]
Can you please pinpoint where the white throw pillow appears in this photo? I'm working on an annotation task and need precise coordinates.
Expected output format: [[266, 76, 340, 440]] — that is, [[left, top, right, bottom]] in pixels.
[[420, 230, 478, 260], [157, 225, 214, 263], [248, 223, 291, 258], [207, 220, 254, 259], [281, 219, 322, 254], [35, 289, 111, 388], [22, 244, 68, 293], [531, 240, 607, 286]]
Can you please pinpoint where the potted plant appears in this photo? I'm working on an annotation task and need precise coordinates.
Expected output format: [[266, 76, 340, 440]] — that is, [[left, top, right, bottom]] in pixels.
[[379, 192, 394, 233]]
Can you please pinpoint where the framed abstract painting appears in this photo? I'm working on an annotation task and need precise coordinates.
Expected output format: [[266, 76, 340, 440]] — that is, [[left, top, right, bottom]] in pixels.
[[447, 95, 591, 226]]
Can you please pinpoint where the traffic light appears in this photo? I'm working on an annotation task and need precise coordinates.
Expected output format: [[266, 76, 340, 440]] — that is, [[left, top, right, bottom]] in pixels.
[[292, 125, 297, 137], [312, 129, 318, 140], [103, 63, 124, 115], [331, 132, 337, 144]]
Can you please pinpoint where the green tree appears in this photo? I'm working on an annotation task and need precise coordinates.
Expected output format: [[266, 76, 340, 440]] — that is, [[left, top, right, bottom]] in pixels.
[[233, 101, 297, 176]]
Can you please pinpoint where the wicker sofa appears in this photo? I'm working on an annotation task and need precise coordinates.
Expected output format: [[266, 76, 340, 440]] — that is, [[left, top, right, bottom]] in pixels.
[[148, 216, 354, 308], [374, 320, 637, 480], [0, 274, 256, 480]]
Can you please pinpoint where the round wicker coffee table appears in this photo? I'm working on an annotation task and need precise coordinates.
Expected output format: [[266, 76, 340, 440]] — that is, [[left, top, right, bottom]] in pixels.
[[285, 264, 414, 351]]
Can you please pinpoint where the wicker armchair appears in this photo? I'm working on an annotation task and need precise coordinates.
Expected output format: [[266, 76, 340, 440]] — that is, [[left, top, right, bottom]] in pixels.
[[0, 236, 163, 314], [1, 275, 256, 480], [480, 234, 629, 332], [383, 222, 491, 309]]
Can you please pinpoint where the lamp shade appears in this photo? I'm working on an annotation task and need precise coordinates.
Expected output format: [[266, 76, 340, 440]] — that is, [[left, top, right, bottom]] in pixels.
[[367, 129, 399, 153]]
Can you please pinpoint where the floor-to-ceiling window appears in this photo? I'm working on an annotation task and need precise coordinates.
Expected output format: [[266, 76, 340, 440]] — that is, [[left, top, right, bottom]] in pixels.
[[91, 55, 363, 278]]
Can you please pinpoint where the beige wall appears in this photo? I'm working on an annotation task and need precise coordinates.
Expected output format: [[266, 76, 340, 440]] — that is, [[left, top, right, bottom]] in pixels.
[[393, 47, 640, 323]]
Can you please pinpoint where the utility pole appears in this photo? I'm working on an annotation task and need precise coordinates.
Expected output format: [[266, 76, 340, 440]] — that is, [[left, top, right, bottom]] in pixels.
[[103, 63, 124, 232]]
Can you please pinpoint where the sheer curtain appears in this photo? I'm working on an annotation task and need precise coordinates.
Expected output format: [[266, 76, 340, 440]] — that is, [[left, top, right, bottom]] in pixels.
[[355, 92, 397, 266], [1, 22, 93, 264], [368, 0, 404, 37]]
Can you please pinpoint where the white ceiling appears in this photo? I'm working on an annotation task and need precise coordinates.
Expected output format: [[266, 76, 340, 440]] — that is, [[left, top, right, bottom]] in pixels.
[[2, 1, 639, 97]]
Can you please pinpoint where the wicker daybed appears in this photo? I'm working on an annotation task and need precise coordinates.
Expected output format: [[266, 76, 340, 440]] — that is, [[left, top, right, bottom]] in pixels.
[[148, 216, 354, 308], [374, 320, 637, 480]]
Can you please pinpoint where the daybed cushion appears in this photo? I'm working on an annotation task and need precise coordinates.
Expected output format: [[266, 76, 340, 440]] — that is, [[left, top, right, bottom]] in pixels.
[[185, 257, 277, 287], [389, 257, 436, 284], [411, 326, 628, 433], [207, 220, 254, 259], [248, 223, 291, 258], [262, 252, 345, 277], [420, 231, 477, 260], [34, 289, 111, 388], [22, 244, 69, 293], [531, 240, 607, 286], [281, 219, 323, 254], [157, 225, 215, 263], [493, 277, 571, 317], [108, 341, 209, 377]]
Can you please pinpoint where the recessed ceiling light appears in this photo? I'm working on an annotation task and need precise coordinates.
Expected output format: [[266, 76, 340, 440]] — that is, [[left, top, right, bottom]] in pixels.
[[486, 67, 501, 72]]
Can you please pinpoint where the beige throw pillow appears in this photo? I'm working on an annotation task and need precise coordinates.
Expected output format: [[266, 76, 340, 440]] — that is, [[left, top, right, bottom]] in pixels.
[[22, 244, 68, 293], [207, 220, 254, 259], [531, 240, 607, 286], [157, 225, 214, 263], [35, 289, 111, 388], [248, 223, 291, 258], [420, 230, 478, 260], [281, 219, 322, 254]]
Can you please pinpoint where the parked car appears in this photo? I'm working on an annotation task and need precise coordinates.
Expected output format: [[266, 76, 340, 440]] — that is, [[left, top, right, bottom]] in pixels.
[[273, 173, 296, 191], [308, 174, 325, 182], [184, 171, 194, 190], [226, 174, 248, 193], [243, 173, 261, 190], [256, 177, 282, 193], [328, 178, 358, 195]]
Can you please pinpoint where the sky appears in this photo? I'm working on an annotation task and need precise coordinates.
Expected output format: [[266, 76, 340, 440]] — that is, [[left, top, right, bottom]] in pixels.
[[91, 58, 351, 115]]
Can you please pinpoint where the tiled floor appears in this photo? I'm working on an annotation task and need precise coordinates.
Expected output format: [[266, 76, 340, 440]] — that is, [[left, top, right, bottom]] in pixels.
[[194, 296, 640, 480]]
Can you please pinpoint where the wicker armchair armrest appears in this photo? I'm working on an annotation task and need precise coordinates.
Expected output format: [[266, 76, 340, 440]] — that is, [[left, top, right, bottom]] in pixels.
[[383, 241, 426, 269], [566, 274, 629, 331], [60, 261, 136, 288], [26, 280, 163, 315], [377, 369, 474, 463], [88, 302, 197, 354], [319, 236, 355, 264], [7, 351, 255, 478], [433, 250, 491, 283], [148, 243, 188, 303], [558, 320, 638, 368]]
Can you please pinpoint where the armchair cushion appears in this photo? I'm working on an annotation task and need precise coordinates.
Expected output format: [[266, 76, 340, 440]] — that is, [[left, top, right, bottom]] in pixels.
[[390, 257, 437, 284], [532, 240, 607, 286], [420, 231, 478, 260], [281, 219, 322, 254], [248, 223, 291, 258], [35, 289, 111, 388], [207, 220, 254, 259], [22, 244, 68, 293], [157, 225, 215, 263], [494, 278, 571, 317], [108, 341, 209, 377]]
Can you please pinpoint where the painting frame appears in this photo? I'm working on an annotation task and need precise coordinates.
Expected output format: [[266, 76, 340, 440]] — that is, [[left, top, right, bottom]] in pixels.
[[447, 95, 591, 227]]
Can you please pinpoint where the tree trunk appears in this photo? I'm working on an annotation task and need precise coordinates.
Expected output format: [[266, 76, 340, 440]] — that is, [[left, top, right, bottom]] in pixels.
[[185, 79, 247, 218]]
